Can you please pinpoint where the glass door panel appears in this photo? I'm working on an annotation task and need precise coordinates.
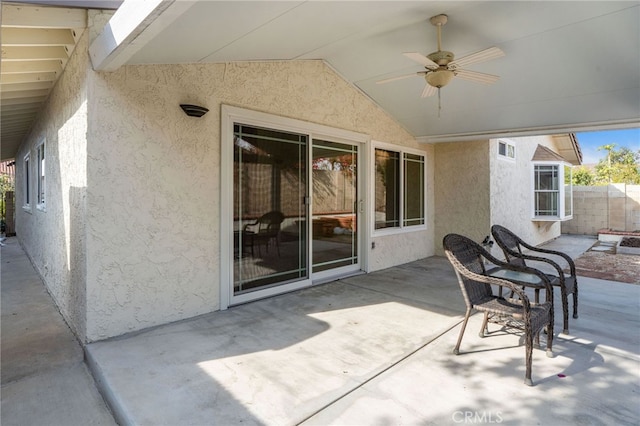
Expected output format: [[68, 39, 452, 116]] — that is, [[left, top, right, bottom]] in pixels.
[[312, 140, 358, 273], [233, 124, 308, 295]]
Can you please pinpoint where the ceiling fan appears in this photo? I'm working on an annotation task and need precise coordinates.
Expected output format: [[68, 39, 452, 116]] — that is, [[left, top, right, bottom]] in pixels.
[[377, 14, 505, 102]]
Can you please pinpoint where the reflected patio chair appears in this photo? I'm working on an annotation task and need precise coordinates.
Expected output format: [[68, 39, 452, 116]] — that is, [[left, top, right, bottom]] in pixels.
[[491, 224, 578, 335], [443, 233, 554, 386], [243, 211, 285, 257]]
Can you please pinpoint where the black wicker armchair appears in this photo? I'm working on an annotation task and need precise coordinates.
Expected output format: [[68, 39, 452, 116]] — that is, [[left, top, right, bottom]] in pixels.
[[491, 224, 578, 334], [243, 211, 285, 257], [443, 233, 554, 386]]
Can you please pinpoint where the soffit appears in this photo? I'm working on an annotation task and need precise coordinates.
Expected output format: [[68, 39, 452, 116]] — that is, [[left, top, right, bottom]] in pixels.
[[532, 144, 571, 164], [552, 134, 583, 166], [0, 1, 121, 161], [1, 2, 85, 160]]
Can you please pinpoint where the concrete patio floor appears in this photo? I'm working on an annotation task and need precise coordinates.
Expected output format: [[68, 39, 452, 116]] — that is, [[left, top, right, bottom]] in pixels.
[[2, 235, 639, 425]]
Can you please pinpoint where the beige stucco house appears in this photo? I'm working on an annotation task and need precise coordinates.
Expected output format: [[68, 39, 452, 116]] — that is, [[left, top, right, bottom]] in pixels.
[[4, 1, 635, 344]]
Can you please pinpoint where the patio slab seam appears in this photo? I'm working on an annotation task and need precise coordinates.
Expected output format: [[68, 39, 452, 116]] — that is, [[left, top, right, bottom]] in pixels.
[[294, 318, 465, 425]]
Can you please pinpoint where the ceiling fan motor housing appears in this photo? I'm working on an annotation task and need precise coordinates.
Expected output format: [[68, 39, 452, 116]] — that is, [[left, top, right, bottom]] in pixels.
[[427, 50, 454, 66]]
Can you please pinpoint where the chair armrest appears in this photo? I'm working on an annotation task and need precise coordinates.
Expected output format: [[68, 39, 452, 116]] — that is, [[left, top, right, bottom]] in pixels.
[[243, 219, 260, 232], [458, 269, 530, 306], [512, 253, 565, 279], [512, 242, 575, 277], [454, 267, 538, 313]]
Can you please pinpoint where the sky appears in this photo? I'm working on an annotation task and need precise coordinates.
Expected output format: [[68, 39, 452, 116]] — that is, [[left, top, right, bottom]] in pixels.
[[575, 128, 640, 165]]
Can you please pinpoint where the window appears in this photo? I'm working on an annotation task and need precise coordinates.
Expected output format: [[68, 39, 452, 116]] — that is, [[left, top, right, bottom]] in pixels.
[[563, 164, 572, 217], [23, 152, 31, 211], [374, 144, 426, 231], [403, 153, 425, 227], [36, 141, 45, 210], [498, 139, 515, 160], [532, 162, 572, 220], [374, 149, 400, 229]]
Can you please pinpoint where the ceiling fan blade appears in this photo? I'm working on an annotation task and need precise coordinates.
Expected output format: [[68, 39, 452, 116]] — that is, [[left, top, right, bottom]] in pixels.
[[421, 83, 437, 98], [376, 71, 426, 85], [403, 52, 439, 70], [448, 46, 505, 69], [454, 69, 500, 84]]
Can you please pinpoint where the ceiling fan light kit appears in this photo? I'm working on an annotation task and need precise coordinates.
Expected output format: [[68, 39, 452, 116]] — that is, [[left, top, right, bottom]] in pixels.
[[426, 69, 454, 88], [377, 13, 505, 114]]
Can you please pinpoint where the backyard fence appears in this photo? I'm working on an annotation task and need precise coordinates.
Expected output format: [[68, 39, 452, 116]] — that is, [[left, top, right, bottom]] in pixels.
[[562, 184, 640, 235]]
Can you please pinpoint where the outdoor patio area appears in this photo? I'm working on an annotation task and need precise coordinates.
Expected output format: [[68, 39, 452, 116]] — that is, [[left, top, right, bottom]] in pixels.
[[85, 235, 639, 425], [2, 235, 639, 425]]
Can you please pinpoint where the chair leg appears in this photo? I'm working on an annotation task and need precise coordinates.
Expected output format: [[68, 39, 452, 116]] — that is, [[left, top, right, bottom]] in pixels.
[[454, 309, 472, 355], [524, 327, 534, 386], [478, 312, 489, 338], [573, 283, 579, 319], [560, 287, 569, 334], [546, 309, 554, 358]]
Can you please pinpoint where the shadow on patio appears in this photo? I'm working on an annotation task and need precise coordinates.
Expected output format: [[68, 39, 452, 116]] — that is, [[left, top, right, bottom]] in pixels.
[[86, 236, 640, 425]]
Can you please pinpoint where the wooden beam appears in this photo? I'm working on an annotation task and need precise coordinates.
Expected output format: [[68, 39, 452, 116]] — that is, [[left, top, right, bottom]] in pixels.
[[0, 60, 63, 74], [1, 122, 32, 130], [1, 103, 40, 113], [1, 111, 39, 120], [1, 96, 46, 106], [89, 0, 194, 71], [1, 72, 57, 84], [1, 46, 69, 61], [1, 89, 50, 100], [1, 28, 76, 46], [1, 4, 87, 29], [1, 81, 53, 92]]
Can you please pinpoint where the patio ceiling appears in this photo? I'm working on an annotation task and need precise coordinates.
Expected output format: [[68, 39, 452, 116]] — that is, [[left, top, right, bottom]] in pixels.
[[89, 1, 640, 140], [0, 1, 121, 161], [2, 1, 639, 161]]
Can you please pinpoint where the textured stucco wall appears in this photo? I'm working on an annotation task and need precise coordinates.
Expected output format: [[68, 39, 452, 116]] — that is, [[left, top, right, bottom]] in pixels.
[[433, 136, 564, 257], [434, 141, 490, 255], [14, 25, 90, 339], [85, 60, 434, 341], [489, 135, 561, 252]]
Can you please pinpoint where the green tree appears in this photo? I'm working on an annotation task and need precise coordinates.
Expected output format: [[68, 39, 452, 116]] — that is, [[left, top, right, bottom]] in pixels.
[[572, 166, 595, 185], [594, 144, 640, 184], [1, 173, 15, 230]]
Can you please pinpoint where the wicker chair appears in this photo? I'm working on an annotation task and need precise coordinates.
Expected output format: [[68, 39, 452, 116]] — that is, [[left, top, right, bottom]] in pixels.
[[443, 233, 554, 386], [243, 211, 285, 256], [491, 224, 578, 334]]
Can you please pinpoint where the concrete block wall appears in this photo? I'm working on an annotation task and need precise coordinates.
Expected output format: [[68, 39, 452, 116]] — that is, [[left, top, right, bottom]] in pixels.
[[626, 185, 640, 231], [562, 184, 640, 235]]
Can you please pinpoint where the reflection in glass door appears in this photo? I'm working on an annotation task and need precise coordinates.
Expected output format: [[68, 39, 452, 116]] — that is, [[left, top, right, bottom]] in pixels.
[[312, 140, 358, 274], [233, 124, 308, 295]]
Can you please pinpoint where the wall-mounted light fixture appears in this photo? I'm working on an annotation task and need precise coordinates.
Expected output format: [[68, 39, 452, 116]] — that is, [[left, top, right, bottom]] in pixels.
[[180, 104, 209, 117]]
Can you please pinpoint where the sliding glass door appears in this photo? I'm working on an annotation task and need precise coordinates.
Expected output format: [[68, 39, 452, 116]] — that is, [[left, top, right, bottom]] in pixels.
[[228, 116, 362, 306], [233, 124, 308, 295], [312, 140, 359, 277]]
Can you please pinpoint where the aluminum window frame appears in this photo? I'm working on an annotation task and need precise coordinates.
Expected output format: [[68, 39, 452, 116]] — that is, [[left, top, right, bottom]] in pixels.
[[531, 160, 573, 221], [371, 141, 427, 236]]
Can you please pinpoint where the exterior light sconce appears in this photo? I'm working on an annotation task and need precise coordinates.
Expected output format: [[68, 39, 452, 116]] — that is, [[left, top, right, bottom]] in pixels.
[[180, 104, 209, 117]]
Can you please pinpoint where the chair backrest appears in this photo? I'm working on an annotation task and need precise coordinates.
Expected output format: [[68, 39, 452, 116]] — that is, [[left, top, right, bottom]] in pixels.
[[257, 211, 285, 234], [443, 234, 493, 308], [491, 225, 526, 267]]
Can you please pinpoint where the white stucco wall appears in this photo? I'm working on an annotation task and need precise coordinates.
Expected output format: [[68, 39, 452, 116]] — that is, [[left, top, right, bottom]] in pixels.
[[433, 141, 491, 255], [85, 59, 434, 341], [489, 135, 561, 252], [14, 25, 90, 338]]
